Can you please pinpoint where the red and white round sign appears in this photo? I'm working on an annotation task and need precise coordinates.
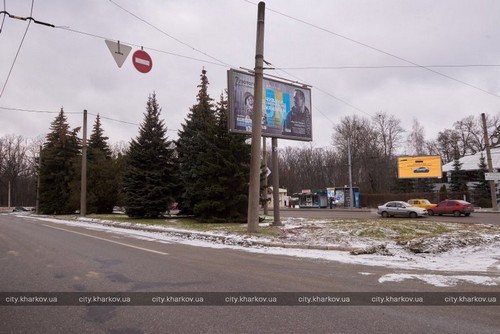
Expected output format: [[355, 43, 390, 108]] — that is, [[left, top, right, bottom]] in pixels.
[[132, 50, 152, 73]]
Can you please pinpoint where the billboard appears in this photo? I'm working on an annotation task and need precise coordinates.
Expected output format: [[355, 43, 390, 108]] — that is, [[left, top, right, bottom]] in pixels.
[[398, 155, 442, 178], [227, 69, 312, 141]]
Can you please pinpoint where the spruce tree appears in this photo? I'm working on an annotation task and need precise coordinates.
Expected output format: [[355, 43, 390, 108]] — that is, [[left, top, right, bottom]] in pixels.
[[176, 69, 216, 216], [122, 93, 176, 218], [215, 93, 250, 220], [450, 151, 466, 192], [176, 72, 251, 222], [472, 153, 491, 206], [196, 93, 250, 221], [39, 109, 81, 214], [86, 114, 118, 213]]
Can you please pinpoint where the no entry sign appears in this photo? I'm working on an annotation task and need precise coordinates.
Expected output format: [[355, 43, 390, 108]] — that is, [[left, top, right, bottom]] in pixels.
[[132, 50, 152, 73]]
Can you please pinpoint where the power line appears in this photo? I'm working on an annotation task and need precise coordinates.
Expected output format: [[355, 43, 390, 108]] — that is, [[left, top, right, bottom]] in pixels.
[[277, 64, 500, 70], [0, 106, 178, 132], [0, 0, 34, 100], [0, 106, 81, 114], [0, 0, 6, 33], [243, 0, 500, 99], [58, 27, 227, 68], [267, 61, 372, 120], [107, 0, 234, 69], [0, 9, 54, 27]]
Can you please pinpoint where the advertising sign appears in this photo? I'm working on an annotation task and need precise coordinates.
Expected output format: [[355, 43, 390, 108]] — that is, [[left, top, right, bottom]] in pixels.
[[227, 69, 312, 141], [398, 155, 442, 178]]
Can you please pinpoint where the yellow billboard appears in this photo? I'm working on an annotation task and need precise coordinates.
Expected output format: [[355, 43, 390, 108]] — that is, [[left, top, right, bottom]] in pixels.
[[397, 155, 442, 178]]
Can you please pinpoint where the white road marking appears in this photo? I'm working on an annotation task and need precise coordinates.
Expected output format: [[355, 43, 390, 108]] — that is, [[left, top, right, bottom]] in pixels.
[[41, 224, 168, 255]]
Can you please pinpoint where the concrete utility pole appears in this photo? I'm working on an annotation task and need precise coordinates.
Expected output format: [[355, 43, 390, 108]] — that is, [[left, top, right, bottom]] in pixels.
[[247, 2, 265, 233], [481, 113, 498, 211], [80, 110, 87, 216]]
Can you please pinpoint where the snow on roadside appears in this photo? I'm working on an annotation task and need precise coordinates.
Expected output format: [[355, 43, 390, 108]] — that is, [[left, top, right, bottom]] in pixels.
[[17, 214, 500, 287]]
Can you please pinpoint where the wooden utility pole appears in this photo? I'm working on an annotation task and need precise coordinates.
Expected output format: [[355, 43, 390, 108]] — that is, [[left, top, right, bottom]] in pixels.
[[481, 113, 498, 211], [247, 2, 265, 233]]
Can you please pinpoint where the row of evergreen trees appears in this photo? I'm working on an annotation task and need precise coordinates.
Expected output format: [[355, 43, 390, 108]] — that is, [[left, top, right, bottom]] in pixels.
[[39, 70, 251, 221]]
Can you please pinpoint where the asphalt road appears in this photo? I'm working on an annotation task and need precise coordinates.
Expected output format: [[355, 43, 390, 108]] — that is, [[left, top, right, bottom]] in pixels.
[[275, 208, 500, 225], [1, 214, 499, 334]]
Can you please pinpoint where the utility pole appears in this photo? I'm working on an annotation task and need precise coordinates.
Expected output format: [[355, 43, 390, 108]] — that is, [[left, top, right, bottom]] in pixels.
[[481, 113, 498, 211], [247, 1, 265, 233], [35, 145, 41, 214], [272, 137, 281, 225], [80, 110, 87, 216], [347, 136, 354, 208]]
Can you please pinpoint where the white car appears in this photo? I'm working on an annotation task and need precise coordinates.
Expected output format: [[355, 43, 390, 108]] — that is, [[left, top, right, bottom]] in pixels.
[[377, 201, 428, 218]]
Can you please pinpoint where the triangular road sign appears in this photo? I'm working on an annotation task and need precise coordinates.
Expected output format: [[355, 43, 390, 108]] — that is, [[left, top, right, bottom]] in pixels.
[[105, 40, 132, 68]]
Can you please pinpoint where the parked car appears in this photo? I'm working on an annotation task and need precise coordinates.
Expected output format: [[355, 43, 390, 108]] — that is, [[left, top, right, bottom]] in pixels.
[[427, 200, 474, 217], [12, 206, 29, 212], [413, 166, 430, 173], [407, 198, 436, 209], [377, 201, 428, 218]]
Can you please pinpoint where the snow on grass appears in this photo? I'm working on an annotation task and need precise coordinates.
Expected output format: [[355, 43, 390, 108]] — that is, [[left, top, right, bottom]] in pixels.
[[16, 214, 500, 287]]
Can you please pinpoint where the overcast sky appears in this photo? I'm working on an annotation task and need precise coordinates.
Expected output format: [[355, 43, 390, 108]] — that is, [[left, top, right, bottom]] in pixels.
[[1, 0, 500, 150]]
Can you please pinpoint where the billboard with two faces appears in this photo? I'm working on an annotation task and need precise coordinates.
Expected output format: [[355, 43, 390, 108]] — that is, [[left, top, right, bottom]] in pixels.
[[227, 69, 312, 141]]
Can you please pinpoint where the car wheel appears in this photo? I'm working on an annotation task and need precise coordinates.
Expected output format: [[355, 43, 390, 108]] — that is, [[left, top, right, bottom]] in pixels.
[[381, 211, 389, 218], [427, 210, 434, 216], [464, 213, 471, 217], [453, 211, 461, 217], [409, 212, 417, 218]]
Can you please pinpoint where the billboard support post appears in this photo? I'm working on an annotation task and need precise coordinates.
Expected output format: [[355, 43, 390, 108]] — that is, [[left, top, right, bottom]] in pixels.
[[247, 2, 265, 233], [262, 137, 268, 216], [272, 137, 282, 225]]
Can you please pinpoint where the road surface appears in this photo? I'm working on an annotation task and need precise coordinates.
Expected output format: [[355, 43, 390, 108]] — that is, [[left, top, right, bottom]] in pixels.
[[1, 214, 498, 333]]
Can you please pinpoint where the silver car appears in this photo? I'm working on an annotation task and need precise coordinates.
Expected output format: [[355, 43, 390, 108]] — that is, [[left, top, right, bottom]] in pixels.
[[377, 201, 428, 218]]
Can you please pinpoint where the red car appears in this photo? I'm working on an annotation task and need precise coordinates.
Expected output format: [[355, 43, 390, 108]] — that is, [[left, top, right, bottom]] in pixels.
[[427, 200, 474, 217]]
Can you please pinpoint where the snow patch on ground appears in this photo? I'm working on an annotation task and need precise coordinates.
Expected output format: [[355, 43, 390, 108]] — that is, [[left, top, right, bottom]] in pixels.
[[19, 214, 500, 287]]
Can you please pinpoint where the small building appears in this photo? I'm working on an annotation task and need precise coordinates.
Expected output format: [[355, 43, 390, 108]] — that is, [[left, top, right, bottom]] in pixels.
[[327, 186, 360, 208], [267, 187, 288, 208], [296, 189, 329, 208], [442, 147, 500, 174]]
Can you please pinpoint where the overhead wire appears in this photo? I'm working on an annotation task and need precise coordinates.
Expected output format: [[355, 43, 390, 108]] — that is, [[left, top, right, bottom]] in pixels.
[[107, 0, 234, 69], [262, 0, 500, 97], [243, 0, 500, 99], [58, 27, 227, 68], [276, 64, 500, 71], [0, 0, 34, 100], [0, 0, 6, 33], [0, 106, 178, 132], [3, 2, 498, 140]]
